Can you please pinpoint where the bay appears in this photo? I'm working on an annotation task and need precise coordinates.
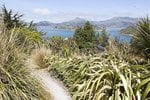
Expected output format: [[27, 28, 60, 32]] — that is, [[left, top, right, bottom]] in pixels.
[[38, 26, 131, 43]]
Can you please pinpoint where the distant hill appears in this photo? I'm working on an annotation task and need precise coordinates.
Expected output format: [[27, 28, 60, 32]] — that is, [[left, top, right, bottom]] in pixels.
[[55, 17, 88, 29], [36, 17, 139, 30], [61, 17, 87, 26], [120, 25, 136, 34], [36, 21, 55, 26], [97, 17, 139, 28]]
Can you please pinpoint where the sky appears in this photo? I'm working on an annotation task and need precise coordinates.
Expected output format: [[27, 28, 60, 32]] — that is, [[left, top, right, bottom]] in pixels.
[[0, 0, 150, 23]]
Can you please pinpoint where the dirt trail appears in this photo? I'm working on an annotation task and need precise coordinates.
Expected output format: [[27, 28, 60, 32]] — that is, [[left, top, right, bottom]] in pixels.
[[32, 69, 72, 100], [27, 59, 72, 100]]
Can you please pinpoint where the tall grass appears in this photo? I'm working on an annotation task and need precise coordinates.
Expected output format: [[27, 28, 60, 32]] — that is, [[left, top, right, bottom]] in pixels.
[[48, 53, 150, 100], [131, 17, 150, 59], [43, 17, 150, 100], [46, 36, 79, 58], [30, 48, 51, 69], [0, 29, 47, 99]]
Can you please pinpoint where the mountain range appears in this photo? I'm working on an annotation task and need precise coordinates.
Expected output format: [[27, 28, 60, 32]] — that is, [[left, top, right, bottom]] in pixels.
[[36, 17, 139, 30]]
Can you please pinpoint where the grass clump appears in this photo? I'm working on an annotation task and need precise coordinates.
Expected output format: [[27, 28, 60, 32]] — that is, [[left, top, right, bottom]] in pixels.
[[131, 17, 150, 59], [0, 29, 47, 100], [30, 48, 51, 69]]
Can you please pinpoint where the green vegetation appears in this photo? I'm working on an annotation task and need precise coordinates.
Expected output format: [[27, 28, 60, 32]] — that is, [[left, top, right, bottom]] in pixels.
[[0, 5, 150, 100], [46, 17, 150, 100], [97, 28, 109, 48], [74, 21, 97, 50], [46, 36, 79, 57], [121, 17, 150, 59], [2, 5, 25, 29], [48, 53, 150, 100], [131, 17, 150, 59], [2, 5, 42, 46], [0, 6, 49, 100], [0, 28, 47, 100]]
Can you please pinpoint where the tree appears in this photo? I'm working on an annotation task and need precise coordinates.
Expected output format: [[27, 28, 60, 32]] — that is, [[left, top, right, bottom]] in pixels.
[[2, 5, 25, 29], [74, 21, 96, 49], [1, 5, 43, 50]]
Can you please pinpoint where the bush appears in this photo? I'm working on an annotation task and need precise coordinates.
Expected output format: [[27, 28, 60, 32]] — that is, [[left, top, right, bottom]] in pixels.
[[74, 21, 96, 50], [16, 27, 42, 46], [46, 36, 79, 57]]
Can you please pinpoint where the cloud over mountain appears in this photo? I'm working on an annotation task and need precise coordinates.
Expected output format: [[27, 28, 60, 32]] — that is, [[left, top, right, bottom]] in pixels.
[[33, 8, 50, 16]]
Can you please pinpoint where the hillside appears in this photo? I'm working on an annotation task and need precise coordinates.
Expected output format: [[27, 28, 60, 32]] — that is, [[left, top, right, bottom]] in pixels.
[[97, 17, 139, 28], [36, 17, 139, 30]]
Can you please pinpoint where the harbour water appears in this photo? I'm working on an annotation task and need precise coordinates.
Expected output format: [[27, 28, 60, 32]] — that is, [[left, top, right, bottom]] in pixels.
[[38, 26, 131, 43]]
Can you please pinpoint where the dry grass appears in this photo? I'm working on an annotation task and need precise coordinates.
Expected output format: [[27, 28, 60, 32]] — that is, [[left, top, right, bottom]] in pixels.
[[108, 39, 147, 64], [40, 88, 53, 100], [30, 48, 51, 69], [0, 29, 49, 100]]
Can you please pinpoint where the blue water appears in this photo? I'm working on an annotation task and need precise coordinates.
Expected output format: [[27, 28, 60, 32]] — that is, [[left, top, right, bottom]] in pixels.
[[38, 26, 131, 43], [106, 28, 131, 43]]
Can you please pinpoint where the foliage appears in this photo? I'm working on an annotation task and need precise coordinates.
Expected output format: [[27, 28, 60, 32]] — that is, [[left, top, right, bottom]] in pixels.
[[1, 5, 43, 47], [46, 36, 79, 57], [97, 28, 109, 47], [0, 6, 49, 99], [130, 64, 150, 100], [74, 21, 97, 50], [0, 30, 46, 100], [130, 17, 150, 59], [2, 5, 25, 29], [1, 5, 150, 100], [48, 53, 150, 100], [17, 27, 42, 44], [96, 28, 109, 53]]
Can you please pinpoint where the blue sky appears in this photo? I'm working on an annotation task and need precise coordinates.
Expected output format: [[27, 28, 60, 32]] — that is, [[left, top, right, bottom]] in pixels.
[[1, 0, 150, 22]]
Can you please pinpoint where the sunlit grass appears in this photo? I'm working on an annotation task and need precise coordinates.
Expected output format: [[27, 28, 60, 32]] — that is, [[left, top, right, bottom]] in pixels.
[[0, 29, 48, 100], [30, 48, 51, 69], [48, 53, 150, 100]]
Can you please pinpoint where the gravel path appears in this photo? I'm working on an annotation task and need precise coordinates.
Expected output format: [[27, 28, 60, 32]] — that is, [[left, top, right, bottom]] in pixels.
[[31, 69, 72, 100]]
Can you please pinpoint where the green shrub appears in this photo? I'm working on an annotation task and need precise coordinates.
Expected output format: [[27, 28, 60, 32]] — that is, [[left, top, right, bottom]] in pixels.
[[17, 27, 42, 44], [46, 36, 79, 57], [74, 21, 96, 50]]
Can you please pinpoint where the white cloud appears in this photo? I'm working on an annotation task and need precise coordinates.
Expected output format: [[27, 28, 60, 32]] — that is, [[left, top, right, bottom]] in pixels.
[[33, 8, 50, 16], [44, 12, 102, 22], [28, 10, 145, 23], [27, 11, 110, 22]]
